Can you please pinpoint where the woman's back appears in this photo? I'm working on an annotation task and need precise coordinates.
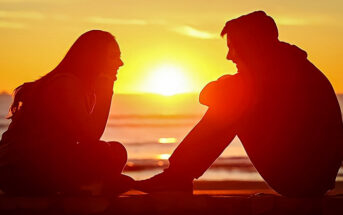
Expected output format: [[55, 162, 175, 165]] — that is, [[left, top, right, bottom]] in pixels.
[[1, 73, 88, 148], [0, 74, 92, 193]]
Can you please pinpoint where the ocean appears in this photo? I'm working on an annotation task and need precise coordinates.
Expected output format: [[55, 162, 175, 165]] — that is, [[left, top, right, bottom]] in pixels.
[[0, 93, 342, 181]]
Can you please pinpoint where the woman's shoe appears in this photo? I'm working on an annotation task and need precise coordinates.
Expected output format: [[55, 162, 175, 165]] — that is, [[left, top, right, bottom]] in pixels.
[[134, 171, 193, 194]]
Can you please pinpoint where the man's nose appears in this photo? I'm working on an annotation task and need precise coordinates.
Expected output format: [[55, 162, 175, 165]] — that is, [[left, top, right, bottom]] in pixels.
[[226, 51, 232, 61]]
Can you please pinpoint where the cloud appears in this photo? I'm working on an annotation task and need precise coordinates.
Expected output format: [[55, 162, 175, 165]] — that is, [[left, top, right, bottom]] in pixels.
[[0, 10, 44, 20], [275, 17, 308, 26], [149, 20, 167, 25], [275, 16, 335, 26], [0, 0, 58, 2], [0, 20, 27, 29], [50, 14, 69, 21], [171, 25, 218, 39], [87, 16, 147, 25], [0, 0, 30, 1]]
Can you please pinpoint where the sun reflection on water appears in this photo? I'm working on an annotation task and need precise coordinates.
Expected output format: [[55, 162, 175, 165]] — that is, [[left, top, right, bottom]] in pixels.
[[158, 137, 177, 144], [157, 153, 171, 160]]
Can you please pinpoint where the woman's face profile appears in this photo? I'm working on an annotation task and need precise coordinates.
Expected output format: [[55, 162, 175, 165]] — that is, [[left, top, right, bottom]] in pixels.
[[100, 41, 124, 80]]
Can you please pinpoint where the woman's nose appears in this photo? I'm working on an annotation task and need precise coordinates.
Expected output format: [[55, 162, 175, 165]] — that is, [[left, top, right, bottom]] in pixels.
[[119, 59, 124, 67]]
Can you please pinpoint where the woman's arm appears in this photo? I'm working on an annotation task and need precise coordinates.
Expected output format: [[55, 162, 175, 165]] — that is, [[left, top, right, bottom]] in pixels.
[[90, 75, 115, 140], [44, 74, 114, 142]]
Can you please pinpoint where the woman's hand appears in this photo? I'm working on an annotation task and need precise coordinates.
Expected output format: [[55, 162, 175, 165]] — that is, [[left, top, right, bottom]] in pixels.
[[97, 73, 117, 83], [94, 74, 115, 95]]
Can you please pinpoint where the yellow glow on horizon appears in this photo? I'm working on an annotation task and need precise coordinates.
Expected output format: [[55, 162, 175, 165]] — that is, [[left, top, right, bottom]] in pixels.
[[144, 65, 191, 96]]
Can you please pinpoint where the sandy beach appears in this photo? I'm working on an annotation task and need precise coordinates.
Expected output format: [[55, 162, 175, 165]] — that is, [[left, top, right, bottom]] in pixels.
[[0, 180, 342, 214]]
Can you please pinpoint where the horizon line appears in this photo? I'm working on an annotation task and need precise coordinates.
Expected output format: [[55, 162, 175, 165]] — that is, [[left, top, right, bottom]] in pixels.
[[1, 91, 343, 97]]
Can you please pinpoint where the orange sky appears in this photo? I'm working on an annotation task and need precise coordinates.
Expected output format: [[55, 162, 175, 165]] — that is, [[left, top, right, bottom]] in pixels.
[[1, 0, 343, 94]]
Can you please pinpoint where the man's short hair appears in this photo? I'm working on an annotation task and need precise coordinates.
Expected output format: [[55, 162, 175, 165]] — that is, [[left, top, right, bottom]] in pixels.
[[221, 11, 279, 45]]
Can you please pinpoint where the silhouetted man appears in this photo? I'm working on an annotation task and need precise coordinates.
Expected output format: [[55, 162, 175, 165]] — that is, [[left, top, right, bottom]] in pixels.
[[136, 11, 343, 197]]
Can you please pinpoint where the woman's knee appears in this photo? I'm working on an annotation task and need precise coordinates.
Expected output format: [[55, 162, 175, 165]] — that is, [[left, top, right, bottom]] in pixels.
[[107, 141, 127, 167]]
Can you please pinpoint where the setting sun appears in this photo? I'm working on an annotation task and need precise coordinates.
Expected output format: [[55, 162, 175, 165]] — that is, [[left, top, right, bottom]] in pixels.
[[145, 65, 191, 96]]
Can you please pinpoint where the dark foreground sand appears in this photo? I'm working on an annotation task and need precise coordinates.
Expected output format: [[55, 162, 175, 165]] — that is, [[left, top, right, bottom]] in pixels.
[[0, 180, 342, 215]]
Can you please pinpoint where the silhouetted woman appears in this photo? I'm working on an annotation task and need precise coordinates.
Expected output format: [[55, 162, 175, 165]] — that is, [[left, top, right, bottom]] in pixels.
[[0, 30, 132, 195]]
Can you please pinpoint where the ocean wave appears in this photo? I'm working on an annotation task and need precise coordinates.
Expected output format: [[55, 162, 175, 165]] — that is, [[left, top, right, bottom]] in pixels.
[[124, 157, 343, 173], [124, 157, 257, 172]]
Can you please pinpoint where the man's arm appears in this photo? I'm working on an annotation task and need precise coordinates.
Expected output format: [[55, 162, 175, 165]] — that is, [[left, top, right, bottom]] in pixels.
[[168, 74, 244, 178]]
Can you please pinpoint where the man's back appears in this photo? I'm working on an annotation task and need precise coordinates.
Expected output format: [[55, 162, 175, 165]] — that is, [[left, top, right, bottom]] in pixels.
[[234, 42, 343, 195]]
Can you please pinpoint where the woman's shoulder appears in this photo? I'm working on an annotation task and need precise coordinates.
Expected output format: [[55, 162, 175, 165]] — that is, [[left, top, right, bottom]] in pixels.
[[49, 73, 80, 84], [46, 73, 82, 91], [37, 73, 86, 106]]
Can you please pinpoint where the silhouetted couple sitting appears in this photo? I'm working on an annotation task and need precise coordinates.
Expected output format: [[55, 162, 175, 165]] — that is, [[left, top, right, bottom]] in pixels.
[[0, 11, 342, 197]]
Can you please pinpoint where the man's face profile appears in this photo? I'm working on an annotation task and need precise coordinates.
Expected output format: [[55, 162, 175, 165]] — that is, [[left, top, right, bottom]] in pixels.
[[226, 38, 245, 69], [226, 39, 237, 63]]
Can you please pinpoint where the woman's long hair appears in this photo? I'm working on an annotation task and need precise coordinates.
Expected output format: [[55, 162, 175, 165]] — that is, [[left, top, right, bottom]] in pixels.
[[8, 30, 117, 119]]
